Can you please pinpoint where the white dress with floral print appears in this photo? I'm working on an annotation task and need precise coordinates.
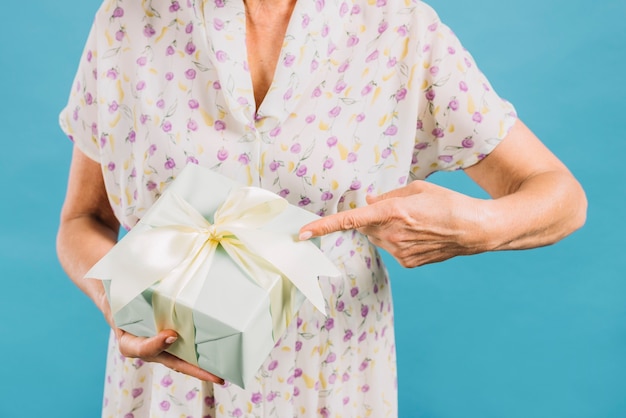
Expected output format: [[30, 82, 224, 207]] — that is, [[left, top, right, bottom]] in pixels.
[[60, 0, 516, 417]]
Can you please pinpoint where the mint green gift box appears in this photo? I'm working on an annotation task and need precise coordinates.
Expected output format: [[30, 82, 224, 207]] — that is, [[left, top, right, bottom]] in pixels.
[[86, 164, 339, 389]]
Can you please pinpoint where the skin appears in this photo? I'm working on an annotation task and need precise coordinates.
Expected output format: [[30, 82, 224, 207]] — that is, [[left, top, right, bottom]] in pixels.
[[57, 0, 587, 382]]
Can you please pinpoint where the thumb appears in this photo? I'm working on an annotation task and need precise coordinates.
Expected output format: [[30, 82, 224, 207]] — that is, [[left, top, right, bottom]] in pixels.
[[366, 181, 426, 204]]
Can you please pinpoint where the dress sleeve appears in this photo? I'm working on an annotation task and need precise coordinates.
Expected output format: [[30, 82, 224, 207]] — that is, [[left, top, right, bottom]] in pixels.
[[58, 20, 101, 162], [409, 2, 517, 180]]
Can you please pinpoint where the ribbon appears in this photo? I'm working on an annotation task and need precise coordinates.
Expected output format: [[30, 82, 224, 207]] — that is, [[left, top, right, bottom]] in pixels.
[[86, 186, 336, 366]]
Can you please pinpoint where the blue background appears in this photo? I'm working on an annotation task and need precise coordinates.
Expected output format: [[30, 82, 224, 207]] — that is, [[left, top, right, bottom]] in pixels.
[[1, 1, 624, 417]]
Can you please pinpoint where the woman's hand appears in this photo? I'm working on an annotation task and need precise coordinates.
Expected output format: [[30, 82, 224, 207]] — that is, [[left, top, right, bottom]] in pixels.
[[300, 181, 492, 268], [99, 292, 224, 383], [299, 119, 586, 267]]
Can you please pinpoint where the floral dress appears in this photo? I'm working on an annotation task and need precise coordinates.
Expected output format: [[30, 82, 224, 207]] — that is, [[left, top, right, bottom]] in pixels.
[[59, 0, 516, 417]]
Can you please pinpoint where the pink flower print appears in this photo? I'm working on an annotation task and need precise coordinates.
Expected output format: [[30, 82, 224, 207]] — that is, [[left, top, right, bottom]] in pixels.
[[268, 360, 278, 371], [283, 53, 296, 67], [136, 80, 146, 91], [432, 127, 444, 138], [350, 286, 359, 297], [315, 0, 325, 12], [295, 340, 302, 351], [376, 20, 389, 34], [448, 46, 456, 54], [296, 165, 308, 177], [339, 1, 349, 16], [361, 83, 373, 96], [266, 392, 277, 402], [347, 34, 359, 47], [188, 99, 199, 110], [106, 68, 118, 80], [459, 80, 468, 92], [164, 157, 176, 170], [131, 387, 143, 399], [338, 60, 350, 72], [269, 160, 280, 172], [335, 298, 346, 312], [107, 162, 116, 171], [438, 155, 454, 163], [359, 360, 369, 371], [161, 375, 173, 387], [112, 6, 124, 18], [269, 126, 282, 137], [343, 329, 353, 342], [213, 49, 226, 62], [381, 147, 392, 159], [283, 88, 293, 100], [312, 86, 322, 98], [326, 352, 337, 363], [351, 4, 361, 14], [321, 24, 329, 37], [425, 89, 436, 101], [305, 114, 316, 124], [342, 373, 350, 382], [185, 389, 197, 401], [329, 106, 342, 118], [449, 99, 459, 111], [347, 152, 358, 163], [251, 392, 262, 404], [166, 45, 175, 56], [310, 59, 319, 72], [130, 167, 137, 178], [294, 386, 301, 397], [396, 88, 407, 101], [279, 189, 290, 198], [355, 113, 366, 123], [185, 69, 196, 80], [416, 119, 423, 130], [334, 80, 347, 93], [136, 56, 147, 67], [462, 137, 475, 148], [365, 49, 378, 62], [294, 368, 303, 378], [429, 65, 439, 76], [124, 414, 134, 418], [169, 1, 180, 12], [358, 331, 367, 342], [127, 130, 136, 143], [162, 121, 172, 133], [238, 153, 250, 165], [214, 120, 226, 131], [213, 81, 221, 90], [140, 114, 149, 125], [376, 0, 387, 6], [290, 143, 302, 153], [147, 181, 157, 191], [85, 92, 93, 105], [204, 395, 216, 407], [213, 18, 224, 31], [326, 136, 338, 147], [115, 29, 125, 42], [156, 99, 165, 109], [472, 112, 483, 123], [108, 101, 119, 113], [232, 408, 243, 418], [216, 147, 228, 161], [185, 41, 197, 55], [214, 0, 224, 7], [187, 119, 198, 131], [323, 157, 334, 169], [143, 24, 156, 37], [301, 14, 311, 28], [328, 373, 337, 384], [186, 22, 194, 33], [362, 384, 370, 393], [321, 407, 330, 418], [464, 57, 473, 68], [298, 197, 311, 206], [165, 71, 174, 81], [325, 317, 334, 330], [384, 125, 398, 136], [148, 144, 157, 156]]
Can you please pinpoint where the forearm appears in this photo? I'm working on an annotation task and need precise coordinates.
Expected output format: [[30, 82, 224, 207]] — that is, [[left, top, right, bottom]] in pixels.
[[56, 215, 119, 313], [481, 169, 587, 252]]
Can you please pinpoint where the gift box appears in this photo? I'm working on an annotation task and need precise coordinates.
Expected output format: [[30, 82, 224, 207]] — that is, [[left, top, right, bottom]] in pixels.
[[86, 164, 340, 388]]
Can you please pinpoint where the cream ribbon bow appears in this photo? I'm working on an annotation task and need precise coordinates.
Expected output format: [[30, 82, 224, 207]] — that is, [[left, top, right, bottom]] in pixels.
[[87, 186, 336, 366]]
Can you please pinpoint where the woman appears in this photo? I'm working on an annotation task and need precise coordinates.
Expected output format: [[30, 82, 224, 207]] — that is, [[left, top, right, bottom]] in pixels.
[[57, 0, 586, 416]]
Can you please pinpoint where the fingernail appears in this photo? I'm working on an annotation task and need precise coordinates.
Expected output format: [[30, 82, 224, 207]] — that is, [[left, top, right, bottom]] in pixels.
[[298, 231, 313, 241], [165, 336, 177, 344]]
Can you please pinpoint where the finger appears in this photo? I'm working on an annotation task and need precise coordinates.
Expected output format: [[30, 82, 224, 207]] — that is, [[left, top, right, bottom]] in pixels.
[[156, 352, 225, 384], [119, 329, 178, 359], [299, 204, 389, 239]]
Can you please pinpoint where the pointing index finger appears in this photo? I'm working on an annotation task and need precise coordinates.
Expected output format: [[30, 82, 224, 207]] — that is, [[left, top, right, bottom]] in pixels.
[[299, 204, 384, 239]]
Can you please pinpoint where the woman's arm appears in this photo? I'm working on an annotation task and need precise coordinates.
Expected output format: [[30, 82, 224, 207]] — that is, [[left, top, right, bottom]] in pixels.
[[299, 119, 587, 267], [57, 146, 223, 382]]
